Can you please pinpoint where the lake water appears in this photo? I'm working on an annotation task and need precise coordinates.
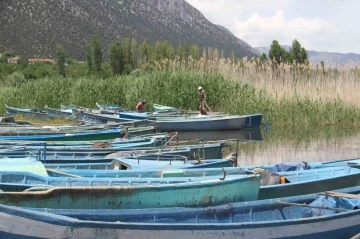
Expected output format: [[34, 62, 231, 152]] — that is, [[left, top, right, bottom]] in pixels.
[[177, 126, 360, 166], [236, 126, 360, 166]]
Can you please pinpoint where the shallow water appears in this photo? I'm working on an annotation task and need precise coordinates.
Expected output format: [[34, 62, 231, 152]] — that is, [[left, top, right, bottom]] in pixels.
[[236, 126, 360, 166]]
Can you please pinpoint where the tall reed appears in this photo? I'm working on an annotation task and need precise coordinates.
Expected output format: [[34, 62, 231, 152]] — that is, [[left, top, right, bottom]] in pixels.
[[1, 70, 360, 125]]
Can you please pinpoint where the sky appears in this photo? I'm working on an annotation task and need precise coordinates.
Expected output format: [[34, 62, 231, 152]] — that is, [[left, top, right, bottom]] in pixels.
[[185, 0, 360, 54]]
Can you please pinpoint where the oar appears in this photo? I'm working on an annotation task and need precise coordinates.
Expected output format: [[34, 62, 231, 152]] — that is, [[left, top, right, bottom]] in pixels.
[[46, 168, 82, 178], [204, 101, 212, 112], [278, 202, 352, 212], [323, 191, 360, 199]]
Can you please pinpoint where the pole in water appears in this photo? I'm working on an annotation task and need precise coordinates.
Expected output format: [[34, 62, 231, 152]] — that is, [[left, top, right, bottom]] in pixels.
[[235, 140, 239, 167]]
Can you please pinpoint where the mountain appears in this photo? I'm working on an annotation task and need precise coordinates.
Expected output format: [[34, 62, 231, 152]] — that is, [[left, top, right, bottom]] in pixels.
[[0, 0, 258, 60], [256, 46, 360, 67]]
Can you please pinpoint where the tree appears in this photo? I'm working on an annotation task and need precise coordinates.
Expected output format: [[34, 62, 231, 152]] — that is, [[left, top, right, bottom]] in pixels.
[[230, 50, 236, 63], [109, 41, 124, 75], [130, 38, 138, 67], [290, 39, 308, 65], [85, 42, 93, 74], [0, 50, 15, 63], [259, 53, 267, 62], [202, 48, 207, 60], [269, 40, 284, 64], [139, 39, 154, 63], [190, 44, 200, 61], [183, 42, 190, 62], [56, 44, 66, 77], [92, 35, 103, 73], [177, 44, 184, 62]]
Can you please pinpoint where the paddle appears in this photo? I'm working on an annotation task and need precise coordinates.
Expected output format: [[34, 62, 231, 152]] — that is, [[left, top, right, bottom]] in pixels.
[[322, 191, 360, 199]]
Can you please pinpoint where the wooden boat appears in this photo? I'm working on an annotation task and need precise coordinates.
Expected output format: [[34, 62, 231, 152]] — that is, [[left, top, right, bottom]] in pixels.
[[53, 167, 247, 179], [156, 114, 263, 131], [7, 186, 359, 239], [0, 128, 122, 141], [0, 170, 254, 192], [0, 174, 260, 209], [44, 106, 75, 119], [153, 104, 179, 112], [53, 163, 360, 200], [5, 105, 49, 120], [96, 102, 123, 111], [44, 158, 234, 170], [79, 111, 150, 127]]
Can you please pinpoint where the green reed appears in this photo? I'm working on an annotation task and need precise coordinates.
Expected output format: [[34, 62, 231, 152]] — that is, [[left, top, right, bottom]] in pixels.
[[1, 70, 360, 126]]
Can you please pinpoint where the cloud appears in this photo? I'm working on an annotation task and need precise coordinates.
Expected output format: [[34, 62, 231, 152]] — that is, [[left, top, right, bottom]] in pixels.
[[186, 0, 225, 13], [231, 10, 337, 51]]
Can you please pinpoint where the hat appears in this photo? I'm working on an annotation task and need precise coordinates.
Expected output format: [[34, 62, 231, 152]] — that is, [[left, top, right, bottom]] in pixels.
[[198, 86, 203, 91]]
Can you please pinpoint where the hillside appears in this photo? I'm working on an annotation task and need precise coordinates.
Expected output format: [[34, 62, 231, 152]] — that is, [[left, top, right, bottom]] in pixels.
[[256, 46, 360, 67], [0, 0, 258, 60]]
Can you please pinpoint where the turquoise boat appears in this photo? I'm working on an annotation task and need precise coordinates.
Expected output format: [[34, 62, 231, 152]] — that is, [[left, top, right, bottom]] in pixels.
[[0, 170, 252, 192], [9, 186, 359, 239], [153, 104, 179, 112], [0, 128, 123, 141], [96, 102, 123, 111], [0, 174, 260, 209], [44, 158, 234, 170]]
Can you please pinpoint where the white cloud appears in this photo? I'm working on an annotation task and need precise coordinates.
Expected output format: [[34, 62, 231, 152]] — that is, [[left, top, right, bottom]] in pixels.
[[232, 10, 337, 51]]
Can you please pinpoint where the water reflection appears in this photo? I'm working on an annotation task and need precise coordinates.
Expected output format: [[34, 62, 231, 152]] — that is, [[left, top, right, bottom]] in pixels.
[[237, 126, 360, 166]]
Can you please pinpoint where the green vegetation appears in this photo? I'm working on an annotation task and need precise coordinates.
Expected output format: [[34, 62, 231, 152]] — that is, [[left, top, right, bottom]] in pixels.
[[269, 39, 308, 65], [56, 44, 66, 77], [0, 70, 360, 126], [1, 36, 360, 126]]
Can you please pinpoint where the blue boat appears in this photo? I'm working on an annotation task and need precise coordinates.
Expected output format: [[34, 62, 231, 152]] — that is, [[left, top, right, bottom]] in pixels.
[[156, 114, 263, 131], [0, 174, 260, 209], [0, 128, 123, 141], [0, 170, 254, 192], [5, 105, 50, 120], [96, 102, 123, 111], [44, 158, 234, 170], [80, 111, 150, 127], [6, 186, 359, 239], [44, 106, 75, 119]]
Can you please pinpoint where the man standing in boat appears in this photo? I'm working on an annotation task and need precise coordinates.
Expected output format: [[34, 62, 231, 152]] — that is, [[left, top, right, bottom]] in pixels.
[[198, 86, 207, 115], [136, 100, 147, 113]]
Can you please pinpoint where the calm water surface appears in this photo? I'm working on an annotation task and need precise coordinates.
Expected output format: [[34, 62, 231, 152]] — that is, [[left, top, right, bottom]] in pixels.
[[236, 126, 360, 166]]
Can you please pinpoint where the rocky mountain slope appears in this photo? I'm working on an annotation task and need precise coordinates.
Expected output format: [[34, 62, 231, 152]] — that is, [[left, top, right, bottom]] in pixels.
[[256, 46, 360, 67], [0, 0, 258, 59]]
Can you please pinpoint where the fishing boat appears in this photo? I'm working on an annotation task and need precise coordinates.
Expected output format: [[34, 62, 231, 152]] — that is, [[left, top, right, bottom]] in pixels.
[[0, 174, 260, 209], [44, 158, 234, 170], [44, 106, 75, 119], [5, 105, 49, 120], [79, 111, 151, 127], [6, 186, 359, 239], [0, 128, 122, 141], [153, 104, 179, 112], [96, 102, 123, 111], [156, 114, 263, 131]]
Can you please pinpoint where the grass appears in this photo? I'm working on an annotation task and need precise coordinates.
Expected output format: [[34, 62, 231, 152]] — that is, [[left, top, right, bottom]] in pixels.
[[13, 115, 75, 125], [1, 68, 360, 126]]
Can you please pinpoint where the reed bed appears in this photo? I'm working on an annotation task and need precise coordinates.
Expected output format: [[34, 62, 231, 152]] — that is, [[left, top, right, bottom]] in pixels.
[[1, 58, 360, 126]]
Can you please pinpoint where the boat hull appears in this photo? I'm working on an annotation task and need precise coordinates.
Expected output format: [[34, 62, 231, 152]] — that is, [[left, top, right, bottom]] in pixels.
[[0, 176, 260, 209], [156, 114, 262, 131], [0, 203, 360, 239]]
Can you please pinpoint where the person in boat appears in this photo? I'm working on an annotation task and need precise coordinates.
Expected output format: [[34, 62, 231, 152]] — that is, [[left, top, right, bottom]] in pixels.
[[198, 86, 207, 115], [136, 100, 147, 113]]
